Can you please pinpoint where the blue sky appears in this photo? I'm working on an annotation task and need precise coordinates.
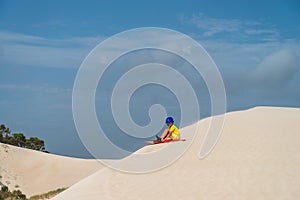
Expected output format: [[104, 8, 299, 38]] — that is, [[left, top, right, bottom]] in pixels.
[[0, 0, 299, 158]]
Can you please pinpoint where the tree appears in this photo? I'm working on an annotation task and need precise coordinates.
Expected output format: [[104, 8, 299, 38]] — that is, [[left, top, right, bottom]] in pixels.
[[12, 190, 27, 200], [25, 137, 45, 151], [12, 133, 26, 147], [0, 124, 47, 152], [0, 124, 10, 142], [0, 186, 10, 199], [1, 186, 8, 193], [0, 186, 27, 200]]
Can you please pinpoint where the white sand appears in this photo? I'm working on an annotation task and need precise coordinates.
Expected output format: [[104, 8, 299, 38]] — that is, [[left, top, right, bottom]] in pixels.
[[51, 106, 300, 200], [0, 143, 102, 197], [1, 106, 300, 199]]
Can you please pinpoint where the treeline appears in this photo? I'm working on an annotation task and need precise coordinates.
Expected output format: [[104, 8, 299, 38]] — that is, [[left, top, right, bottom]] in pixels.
[[0, 124, 47, 152]]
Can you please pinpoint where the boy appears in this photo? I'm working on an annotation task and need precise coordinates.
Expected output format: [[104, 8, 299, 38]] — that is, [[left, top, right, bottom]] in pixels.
[[154, 117, 180, 143]]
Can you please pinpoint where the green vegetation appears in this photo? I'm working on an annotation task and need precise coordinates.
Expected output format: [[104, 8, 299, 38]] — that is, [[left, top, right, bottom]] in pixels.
[[29, 188, 67, 200], [0, 185, 27, 200], [0, 184, 66, 200], [0, 125, 59, 199], [0, 124, 47, 152]]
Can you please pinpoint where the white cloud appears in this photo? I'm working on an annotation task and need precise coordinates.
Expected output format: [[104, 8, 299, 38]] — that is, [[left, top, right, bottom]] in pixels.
[[0, 31, 104, 68], [251, 49, 300, 87], [0, 30, 103, 47], [188, 13, 242, 36], [245, 29, 279, 35], [0, 83, 72, 94], [1, 29, 300, 108], [197, 37, 300, 99], [179, 13, 279, 41]]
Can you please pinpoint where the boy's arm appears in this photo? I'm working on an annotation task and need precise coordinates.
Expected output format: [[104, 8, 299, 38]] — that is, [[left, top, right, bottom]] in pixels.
[[165, 128, 174, 139], [169, 126, 174, 133]]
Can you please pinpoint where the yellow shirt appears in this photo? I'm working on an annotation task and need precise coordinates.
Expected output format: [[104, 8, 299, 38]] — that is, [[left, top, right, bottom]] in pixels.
[[169, 124, 180, 140]]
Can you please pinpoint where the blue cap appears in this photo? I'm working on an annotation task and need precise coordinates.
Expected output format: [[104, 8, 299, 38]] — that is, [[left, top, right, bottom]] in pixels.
[[165, 117, 174, 123]]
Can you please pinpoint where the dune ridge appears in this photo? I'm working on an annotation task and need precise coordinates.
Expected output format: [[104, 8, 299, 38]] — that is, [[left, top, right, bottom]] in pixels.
[[51, 106, 300, 200]]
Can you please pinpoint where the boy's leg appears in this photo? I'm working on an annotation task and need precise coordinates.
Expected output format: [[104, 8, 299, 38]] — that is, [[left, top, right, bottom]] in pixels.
[[160, 129, 171, 141]]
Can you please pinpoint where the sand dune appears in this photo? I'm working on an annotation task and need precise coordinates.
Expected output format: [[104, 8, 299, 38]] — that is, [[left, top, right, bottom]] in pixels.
[[0, 143, 102, 197], [51, 106, 300, 200], [1, 106, 299, 199]]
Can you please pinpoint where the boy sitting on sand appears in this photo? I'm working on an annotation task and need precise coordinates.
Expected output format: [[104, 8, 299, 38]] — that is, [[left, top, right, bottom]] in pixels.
[[154, 117, 180, 143]]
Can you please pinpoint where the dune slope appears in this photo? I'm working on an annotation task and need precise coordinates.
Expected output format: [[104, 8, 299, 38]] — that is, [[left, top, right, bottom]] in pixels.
[[0, 143, 102, 197], [51, 107, 300, 200]]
